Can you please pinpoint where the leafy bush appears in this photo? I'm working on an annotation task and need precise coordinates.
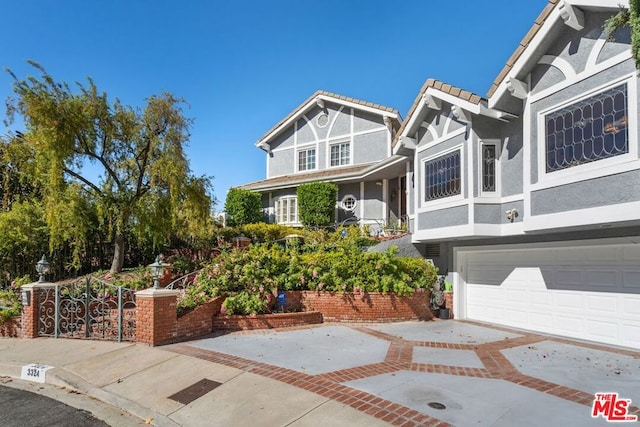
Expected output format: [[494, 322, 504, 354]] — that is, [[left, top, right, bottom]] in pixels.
[[176, 230, 437, 314], [297, 182, 338, 227], [0, 289, 21, 323], [238, 223, 297, 244], [224, 188, 263, 226], [223, 291, 269, 315]]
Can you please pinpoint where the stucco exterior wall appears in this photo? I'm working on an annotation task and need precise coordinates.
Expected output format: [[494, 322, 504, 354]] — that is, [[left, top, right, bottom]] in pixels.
[[531, 170, 640, 215], [418, 205, 468, 230]]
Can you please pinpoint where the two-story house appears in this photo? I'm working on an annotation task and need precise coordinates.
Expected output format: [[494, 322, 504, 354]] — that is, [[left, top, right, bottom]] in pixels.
[[240, 91, 408, 232], [396, 0, 640, 349]]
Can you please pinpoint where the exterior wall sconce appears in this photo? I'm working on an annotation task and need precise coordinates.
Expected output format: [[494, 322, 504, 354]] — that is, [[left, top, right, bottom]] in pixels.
[[36, 255, 50, 283], [506, 208, 519, 222]]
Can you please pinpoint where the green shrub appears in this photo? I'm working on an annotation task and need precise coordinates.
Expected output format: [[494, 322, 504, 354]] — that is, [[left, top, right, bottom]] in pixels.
[[238, 223, 297, 243], [0, 289, 21, 323], [297, 182, 338, 227], [224, 188, 263, 226], [223, 291, 269, 315], [176, 231, 438, 314]]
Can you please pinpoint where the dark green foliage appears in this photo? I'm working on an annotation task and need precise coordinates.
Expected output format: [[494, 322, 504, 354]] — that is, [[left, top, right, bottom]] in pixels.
[[604, 1, 640, 68], [296, 182, 338, 227], [176, 230, 437, 314], [224, 188, 262, 226]]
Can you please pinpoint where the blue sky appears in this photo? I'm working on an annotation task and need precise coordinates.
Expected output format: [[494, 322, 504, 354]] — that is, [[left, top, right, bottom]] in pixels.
[[0, 0, 547, 208]]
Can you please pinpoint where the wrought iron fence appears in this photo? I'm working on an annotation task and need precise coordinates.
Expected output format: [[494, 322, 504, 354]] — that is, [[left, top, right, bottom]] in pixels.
[[37, 277, 137, 342]]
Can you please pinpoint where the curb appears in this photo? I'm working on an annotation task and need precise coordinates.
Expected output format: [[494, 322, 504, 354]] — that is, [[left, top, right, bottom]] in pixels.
[[0, 362, 179, 427]]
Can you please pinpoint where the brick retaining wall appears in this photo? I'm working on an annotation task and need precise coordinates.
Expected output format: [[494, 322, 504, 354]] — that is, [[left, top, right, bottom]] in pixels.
[[0, 317, 21, 337], [177, 296, 225, 339], [283, 290, 433, 322], [213, 311, 323, 331]]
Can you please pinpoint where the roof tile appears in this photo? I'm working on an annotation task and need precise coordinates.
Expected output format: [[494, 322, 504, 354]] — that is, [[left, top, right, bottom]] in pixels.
[[391, 78, 485, 148], [238, 164, 374, 190], [488, 1, 558, 98]]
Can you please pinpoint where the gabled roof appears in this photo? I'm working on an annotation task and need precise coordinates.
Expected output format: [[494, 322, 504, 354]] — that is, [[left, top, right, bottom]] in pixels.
[[487, 0, 559, 98], [256, 90, 402, 149], [487, 0, 628, 108], [392, 78, 511, 149]]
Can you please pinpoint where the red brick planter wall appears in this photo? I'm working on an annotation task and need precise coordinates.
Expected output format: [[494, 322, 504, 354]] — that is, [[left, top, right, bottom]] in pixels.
[[177, 296, 225, 339], [213, 311, 323, 331], [283, 290, 433, 322], [0, 317, 22, 337]]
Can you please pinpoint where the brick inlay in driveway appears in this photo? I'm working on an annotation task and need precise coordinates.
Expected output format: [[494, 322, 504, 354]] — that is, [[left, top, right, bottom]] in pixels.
[[166, 321, 640, 426]]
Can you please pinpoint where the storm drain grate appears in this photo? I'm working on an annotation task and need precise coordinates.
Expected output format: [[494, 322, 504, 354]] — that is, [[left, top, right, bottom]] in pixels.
[[427, 402, 447, 410], [168, 379, 222, 405]]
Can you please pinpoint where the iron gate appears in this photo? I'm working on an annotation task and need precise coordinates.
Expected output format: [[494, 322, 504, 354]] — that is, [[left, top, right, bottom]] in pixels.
[[37, 277, 137, 341]]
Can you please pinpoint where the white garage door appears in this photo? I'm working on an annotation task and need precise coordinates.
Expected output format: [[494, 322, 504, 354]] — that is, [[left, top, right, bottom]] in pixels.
[[462, 242, 640, 349]]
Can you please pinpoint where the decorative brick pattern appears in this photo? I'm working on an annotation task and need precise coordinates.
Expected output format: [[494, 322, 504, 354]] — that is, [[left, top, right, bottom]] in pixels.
[[167, 321, 640, 426], [283, 291, 433, 323], [212, 311, 323, 331]]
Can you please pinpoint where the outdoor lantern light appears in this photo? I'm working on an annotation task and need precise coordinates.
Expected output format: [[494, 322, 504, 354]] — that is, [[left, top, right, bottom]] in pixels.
[[36, 255, 50, 283], [149, 254, 168, 289]]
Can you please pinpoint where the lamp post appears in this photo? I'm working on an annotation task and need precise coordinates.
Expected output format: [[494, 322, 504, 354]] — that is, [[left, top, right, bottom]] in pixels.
[[36, 255, 50, 283], [148, 254, 168, 289]]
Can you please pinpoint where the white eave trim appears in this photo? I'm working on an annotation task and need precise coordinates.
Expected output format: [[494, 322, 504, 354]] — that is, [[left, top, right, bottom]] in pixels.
[[255, 94, 400, 147], [400, 88, 516, 138], [488, 0, 628, 109]]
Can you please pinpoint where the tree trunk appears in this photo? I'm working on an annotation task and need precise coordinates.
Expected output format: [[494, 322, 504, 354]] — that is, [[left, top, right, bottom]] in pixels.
[[110, 233, 125, 273]]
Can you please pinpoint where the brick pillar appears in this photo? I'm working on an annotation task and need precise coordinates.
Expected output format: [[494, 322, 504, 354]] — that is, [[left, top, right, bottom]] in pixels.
[[135, 288, 179, 346], [444, 291, 454, 319], [20, 283, 41, 338]]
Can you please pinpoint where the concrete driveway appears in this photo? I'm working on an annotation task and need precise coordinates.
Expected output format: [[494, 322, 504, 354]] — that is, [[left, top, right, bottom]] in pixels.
[[172, 320, 640, 426]]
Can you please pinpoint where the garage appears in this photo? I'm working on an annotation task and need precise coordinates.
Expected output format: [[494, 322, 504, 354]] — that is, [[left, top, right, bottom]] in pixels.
[[457, 240, 640, 350]]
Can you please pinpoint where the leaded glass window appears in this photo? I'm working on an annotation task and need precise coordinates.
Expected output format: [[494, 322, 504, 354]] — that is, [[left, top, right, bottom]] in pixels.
[[482, 144, 496, 192], [424, 150, 461, 201], [545, 84, 628, 173], [330, 142, 350, 167], [298, 148, 316, 171]]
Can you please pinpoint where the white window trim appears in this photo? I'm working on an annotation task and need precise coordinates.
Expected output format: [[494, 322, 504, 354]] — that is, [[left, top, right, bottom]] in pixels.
[[419, 145, 465, 211], [478, 139, 501, 197], [296, 146, 317, 173], [274, 196, 299, 225], [327, 140, 352, 168], [534, 73, 639, 191]]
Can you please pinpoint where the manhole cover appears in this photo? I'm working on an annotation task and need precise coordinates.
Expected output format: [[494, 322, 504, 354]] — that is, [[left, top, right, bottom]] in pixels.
[[427, 402, 447, 410], [168, 379, 222, 405]]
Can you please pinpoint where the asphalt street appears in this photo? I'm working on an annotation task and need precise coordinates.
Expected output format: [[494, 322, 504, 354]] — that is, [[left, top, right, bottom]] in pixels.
[[0, 385, 109, 427]]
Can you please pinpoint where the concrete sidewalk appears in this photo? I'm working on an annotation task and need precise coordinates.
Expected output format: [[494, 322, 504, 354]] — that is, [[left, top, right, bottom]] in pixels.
[[0, 337, 389, 427], [1, 321, 639, 426]]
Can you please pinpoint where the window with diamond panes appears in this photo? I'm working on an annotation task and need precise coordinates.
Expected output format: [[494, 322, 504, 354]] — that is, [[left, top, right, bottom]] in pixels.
[[424, 151, 461, 201], [330, 142, 350, 167], [298, 148, 316, 171], [482, 144, 496, 192], [545, 84, 628, 173]]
